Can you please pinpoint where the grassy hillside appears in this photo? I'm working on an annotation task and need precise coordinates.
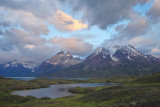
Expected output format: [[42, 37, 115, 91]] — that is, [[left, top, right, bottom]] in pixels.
[[0, 72, 160, 107], [78, 72, 160, 107]]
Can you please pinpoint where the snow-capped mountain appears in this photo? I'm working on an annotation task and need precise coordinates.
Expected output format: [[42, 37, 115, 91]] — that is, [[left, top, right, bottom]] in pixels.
[[88, 45, 160, 62], [1, 45, 160, 77], [0, 60, 38, 77], [48, 45, 160, 78], [46, 51, 82, 67], [4, 60, 38, 72], [83, 47, 113, 69], [113, 45, 160, 62], [36, 51, 82, 74]]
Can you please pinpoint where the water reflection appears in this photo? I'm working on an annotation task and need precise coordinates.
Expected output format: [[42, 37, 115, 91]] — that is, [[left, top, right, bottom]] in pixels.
[[11, 83, 117, 98]]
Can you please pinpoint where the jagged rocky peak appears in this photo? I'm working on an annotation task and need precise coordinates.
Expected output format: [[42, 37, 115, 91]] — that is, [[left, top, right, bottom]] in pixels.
[[66, 51, 72, 57], [113, 45, 121, 49], [115, 45, 144, 56], [85, 47, 112, 61], [56, 51, 66, 56], [93, 47, 110, 56], [53, 51, 72, 57], [46, 51, 82, 67], [89, 45, 152, 61], [49, 51, 73, 61]]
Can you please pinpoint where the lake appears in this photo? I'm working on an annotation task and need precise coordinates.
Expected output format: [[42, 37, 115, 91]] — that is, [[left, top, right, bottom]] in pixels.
[[11, 83, 117, 98], [6, 77, 91, 81], [6, 77, 36, 81]]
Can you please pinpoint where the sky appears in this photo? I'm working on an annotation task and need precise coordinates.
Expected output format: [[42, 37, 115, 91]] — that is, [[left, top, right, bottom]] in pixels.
[[0, 0, 160, 63]]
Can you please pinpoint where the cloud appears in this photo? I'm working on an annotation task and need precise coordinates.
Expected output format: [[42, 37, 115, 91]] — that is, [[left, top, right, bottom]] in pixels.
[[102, 15, 149, 47], [21, 45, 58, 64], [147, 0, 160, 23], [0, 44, 57, 64], [0, 27, 52, 63], [50, 36, 93, 56], [127, 36, 159, 53], [0, 47, 21, 63], [53, 10, 88, 31], [116, 16, 149, 39], [0, 4, 54, 63], [128, 37, 152, 46], [2, 8, 49, 35], [67, 0, 149, 29], [0, 0, 59, 18], [24, 44, 35, 49], [151, 48, 160, 55]]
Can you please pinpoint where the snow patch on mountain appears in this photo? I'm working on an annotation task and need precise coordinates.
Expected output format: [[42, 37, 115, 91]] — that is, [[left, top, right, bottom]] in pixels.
[[46, 51, 82, 67], [90, 45, 160, 62], [127, 56, 132, 60], [120, 45, 144, 56], [111, 55, 119, 61], [151, 55, 160, 59], [4, 60, 38, 72], [92, 47, 110, 58]]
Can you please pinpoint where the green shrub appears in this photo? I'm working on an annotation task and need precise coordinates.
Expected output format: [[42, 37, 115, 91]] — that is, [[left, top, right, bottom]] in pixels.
[[40, 96, 51, 100], [68, 87, 95, 94]]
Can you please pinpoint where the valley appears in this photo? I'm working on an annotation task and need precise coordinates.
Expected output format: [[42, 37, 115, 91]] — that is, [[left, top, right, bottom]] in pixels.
[[0, 72, 160, 107]]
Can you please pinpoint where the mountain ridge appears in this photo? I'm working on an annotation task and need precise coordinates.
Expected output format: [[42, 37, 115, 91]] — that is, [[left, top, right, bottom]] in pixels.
[[0, 60, 38, 77], [36, 51, 82, 75], [44, 45, 160, 78], [0, 45, 160, 77]]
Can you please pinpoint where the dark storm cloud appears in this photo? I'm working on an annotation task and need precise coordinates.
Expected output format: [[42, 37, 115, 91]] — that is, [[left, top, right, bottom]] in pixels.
[[147, 0, 160, 23], [67, 0, 149, 29], [117, 16, 149, 39], [0, 0, 58, 18], [102, 15, 149, 47], [0, 21, 11, 28]]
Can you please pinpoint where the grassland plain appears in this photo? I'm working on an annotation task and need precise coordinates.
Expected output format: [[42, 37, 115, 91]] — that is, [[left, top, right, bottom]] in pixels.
[[0, 72, 160, 107]]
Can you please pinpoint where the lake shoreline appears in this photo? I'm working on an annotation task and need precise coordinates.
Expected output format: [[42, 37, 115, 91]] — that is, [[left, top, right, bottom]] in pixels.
[[1, 72, 160, 107], [11, 83, 117, 98], [2, 77, 115, 94]]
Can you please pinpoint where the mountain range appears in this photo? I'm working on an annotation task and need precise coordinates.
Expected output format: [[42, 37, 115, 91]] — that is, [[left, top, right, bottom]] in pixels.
[[0, 45, 160, 77], [36, 51, 82, 75], [0, 60, 38, 77]]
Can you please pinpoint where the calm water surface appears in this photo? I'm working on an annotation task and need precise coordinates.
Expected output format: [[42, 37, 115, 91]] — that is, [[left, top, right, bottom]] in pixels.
[[6, 77, 36, 81], [11, 83, 117, 98], [6, 77, 91, 81]]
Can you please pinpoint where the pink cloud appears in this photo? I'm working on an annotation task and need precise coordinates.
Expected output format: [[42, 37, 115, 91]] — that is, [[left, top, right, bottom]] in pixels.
[[51, 36, 93, 56], [53, 10, 88, 32]]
